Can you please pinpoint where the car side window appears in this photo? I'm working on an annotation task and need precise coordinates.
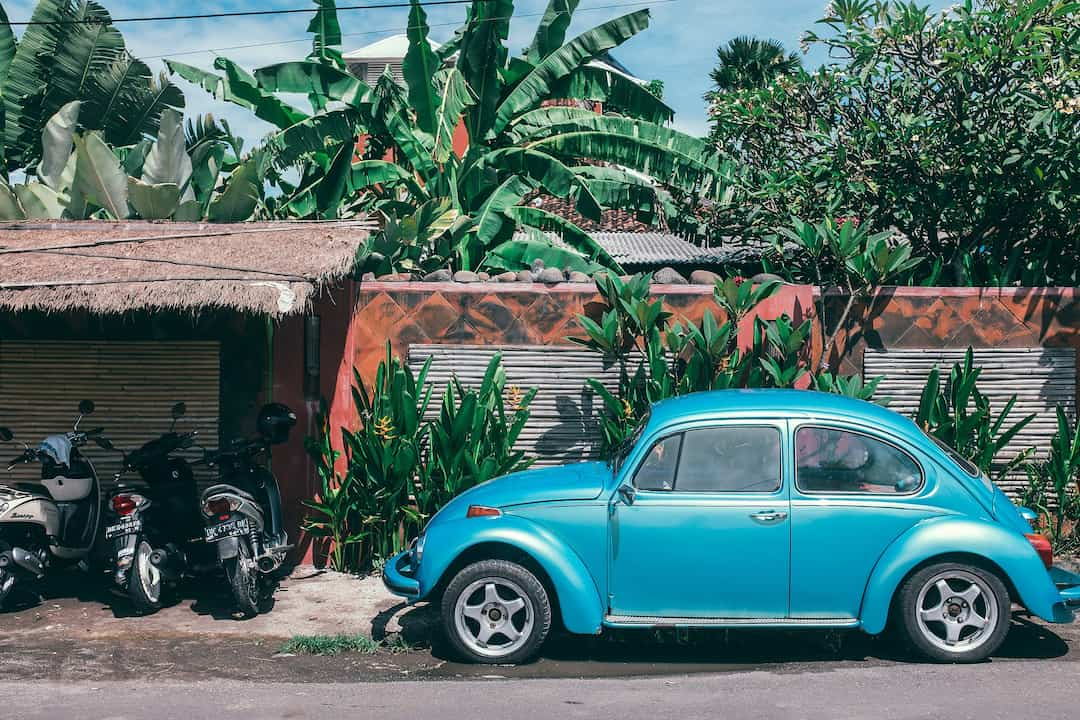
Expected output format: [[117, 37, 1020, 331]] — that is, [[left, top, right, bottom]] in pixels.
[[796, 426, 922, 494], [633, 434, 682, 491], [675, 426, 781, 492]]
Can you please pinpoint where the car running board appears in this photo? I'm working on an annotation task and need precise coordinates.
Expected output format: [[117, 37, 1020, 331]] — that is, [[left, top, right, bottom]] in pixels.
[[604, 615, 860, 629]]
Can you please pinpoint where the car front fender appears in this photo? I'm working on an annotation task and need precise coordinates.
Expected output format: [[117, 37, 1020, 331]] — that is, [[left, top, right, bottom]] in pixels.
[[859, 516, 1071, 634], [417, 514, 604, 635]]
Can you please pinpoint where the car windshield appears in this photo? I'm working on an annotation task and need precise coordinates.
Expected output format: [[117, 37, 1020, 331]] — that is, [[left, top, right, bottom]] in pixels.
[[611, 411, 650, 474]]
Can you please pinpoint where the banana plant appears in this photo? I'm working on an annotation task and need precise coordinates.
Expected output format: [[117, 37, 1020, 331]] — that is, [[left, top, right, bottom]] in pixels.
[[0, 103, 262, 221], [0, 1, 184, 176], [169, 0, 726, 272]]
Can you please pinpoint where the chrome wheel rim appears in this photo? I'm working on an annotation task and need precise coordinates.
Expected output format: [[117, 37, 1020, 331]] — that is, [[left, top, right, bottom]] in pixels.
[[135, 541, 161, 604], [453, 577, 534, 659], [915, 569, 998, 653]]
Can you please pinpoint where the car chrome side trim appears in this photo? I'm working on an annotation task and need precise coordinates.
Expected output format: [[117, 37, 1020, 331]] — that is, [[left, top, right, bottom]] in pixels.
[[603, 615, 860, 628]]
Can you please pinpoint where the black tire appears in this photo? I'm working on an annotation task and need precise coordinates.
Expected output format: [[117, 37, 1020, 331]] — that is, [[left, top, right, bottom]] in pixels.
[[440, 559, 552, 665], [225, 542, 261, 618], [127, 540, 164, 616], [896, 562, 1011, 663]]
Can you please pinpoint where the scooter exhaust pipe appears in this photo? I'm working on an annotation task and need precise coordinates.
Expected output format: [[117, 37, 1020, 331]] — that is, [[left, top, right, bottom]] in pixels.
[[9, 548, 44, 578], [256, 555, 279, 573], [149, 549, 168, 567]]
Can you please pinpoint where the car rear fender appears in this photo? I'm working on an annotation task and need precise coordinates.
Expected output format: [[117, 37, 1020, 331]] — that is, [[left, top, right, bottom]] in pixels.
[[859, 515, 1067, 634], [418, 514, 604, 635]]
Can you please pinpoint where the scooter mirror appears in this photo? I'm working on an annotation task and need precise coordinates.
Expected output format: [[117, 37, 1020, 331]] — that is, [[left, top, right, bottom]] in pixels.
[[0, 427, 12, 442], [78, 399, 96, 415], [171, 402, 187, 419]]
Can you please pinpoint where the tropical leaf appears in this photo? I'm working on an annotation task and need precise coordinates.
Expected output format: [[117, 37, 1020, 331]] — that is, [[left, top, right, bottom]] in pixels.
[[349, 159, 427, 198], [484, 232, 603, 274], [457, 0, 513, 142], [491, 10, 651, 137], [253, 61, 369, 107], [167, 59, 308, 130], [38, 101, 81, 191], [14, 183, 65, 219], [403, 0, 441, 135], [0, 5, 16, 91], [208, 151, 265, 222], [0, 181, 25, 220], [71, 132, 129, 219], [141, 108, 193, 200], [308, 0, 344, 68], [554, 64, 673, 124], [102, 69, 186, 146], [314, 143, 353, 219], [473, 175, 537, 249], [503, 204, 621, 270], [573, 164, 669, 221], [485, 147, 601, 220], [526, 0, 581, 64], [127, 179, 181, 220], [263, 109, 359, 167], [432, 69, 474, 163]]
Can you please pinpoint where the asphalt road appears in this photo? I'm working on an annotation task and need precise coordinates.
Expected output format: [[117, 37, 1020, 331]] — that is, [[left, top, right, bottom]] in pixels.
[[1, 659, 1077, 720]]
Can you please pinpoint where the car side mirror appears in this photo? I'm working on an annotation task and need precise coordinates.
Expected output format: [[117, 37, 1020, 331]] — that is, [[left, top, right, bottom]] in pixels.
[[0, 427, 12, 442], [617, 484, 636, 506], [171, 402, 187, 419], [78, 399, 95, 415]]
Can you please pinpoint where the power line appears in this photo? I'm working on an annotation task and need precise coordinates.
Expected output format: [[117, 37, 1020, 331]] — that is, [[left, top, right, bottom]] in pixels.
[[141, 0, 676, 60], [8, 0, 489, 26]]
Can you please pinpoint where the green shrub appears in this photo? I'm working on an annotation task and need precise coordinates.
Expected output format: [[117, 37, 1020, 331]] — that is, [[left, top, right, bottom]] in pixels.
[[1021, 407, 1080, 555]]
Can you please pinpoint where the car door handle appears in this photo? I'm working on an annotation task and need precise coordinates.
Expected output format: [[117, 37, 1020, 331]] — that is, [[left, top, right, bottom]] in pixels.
[[750, 510, 788, 523]]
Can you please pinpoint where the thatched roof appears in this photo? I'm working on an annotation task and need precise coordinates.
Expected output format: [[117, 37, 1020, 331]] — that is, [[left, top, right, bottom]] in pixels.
[[0, 220, 376, 316]]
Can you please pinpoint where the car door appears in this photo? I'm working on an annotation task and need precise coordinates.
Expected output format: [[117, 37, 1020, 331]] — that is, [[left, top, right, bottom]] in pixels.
[[607, 420, 790, 619], [788, 422, 939, 619]]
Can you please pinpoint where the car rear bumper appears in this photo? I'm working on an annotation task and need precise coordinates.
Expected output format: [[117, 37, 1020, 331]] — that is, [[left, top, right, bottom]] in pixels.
[[382, 549, 420, 602], [1051, 565, 1080, 609]]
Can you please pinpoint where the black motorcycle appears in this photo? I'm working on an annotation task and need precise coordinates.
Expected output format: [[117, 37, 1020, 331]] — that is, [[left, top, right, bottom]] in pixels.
[[102, 402, 208, 614], [200, 403, 295, 617]]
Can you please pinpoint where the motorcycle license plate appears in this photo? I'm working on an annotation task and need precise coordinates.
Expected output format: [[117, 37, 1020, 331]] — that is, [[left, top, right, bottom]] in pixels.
[[205, 518, 249, 542], [105, 517, 142, 539]]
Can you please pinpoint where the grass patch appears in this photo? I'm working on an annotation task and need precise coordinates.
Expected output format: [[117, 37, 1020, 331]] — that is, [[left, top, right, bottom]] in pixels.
[[278, 633, 415, 656]]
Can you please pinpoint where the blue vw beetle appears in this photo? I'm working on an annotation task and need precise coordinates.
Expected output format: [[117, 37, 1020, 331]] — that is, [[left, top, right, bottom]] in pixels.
[[384, 389, 1080, 664]]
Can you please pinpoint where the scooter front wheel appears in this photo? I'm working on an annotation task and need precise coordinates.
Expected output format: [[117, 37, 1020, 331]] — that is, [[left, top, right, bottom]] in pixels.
[[127, 540, 163, 615]]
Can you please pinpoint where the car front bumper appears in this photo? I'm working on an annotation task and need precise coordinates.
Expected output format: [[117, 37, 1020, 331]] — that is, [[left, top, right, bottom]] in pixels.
[[382, 549, 420, 602]]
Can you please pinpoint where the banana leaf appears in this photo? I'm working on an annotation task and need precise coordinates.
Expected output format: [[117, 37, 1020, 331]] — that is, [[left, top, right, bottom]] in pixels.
[[263, 109, 359, 167], [127, 179, 181, 220], [253, 61, 370, 108], [208, 151, 265, 222], [432, 68, 474, 164], [349, 159, 427, 200], [314, 143, 353, 219], [308, 0, 344, 68], [106, 70, 187, 146], [141, 108, 193, 199], [473, 175, 536, 247], [71, 132, 128, 219], [484, 232, 602, 274], [553, 64, 673, 124], [525, 0, 581, 64], [0, 5, 16, 90], [491, 9, 651, 137], [457, 0, 513, 142], [403, 0, 440, 135], [485, 147, 602, 221], [0, 181, 25, 220], [38, 101, 81, 191], [14, 183, 65, 219], [503, 204, 621, 270], [2, 0, 64, 167], [167, 59, 307, 131]]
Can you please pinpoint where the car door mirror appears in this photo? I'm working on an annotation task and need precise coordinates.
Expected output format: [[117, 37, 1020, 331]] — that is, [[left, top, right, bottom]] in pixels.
[[617, 484, 636, 506]]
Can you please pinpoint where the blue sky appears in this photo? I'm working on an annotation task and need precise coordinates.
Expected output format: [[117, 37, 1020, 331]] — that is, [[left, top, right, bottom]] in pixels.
[[5, 0, 837, 141]]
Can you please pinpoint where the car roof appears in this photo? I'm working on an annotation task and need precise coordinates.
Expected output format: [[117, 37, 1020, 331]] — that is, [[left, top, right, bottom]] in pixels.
[[647, 389, 923, 440]]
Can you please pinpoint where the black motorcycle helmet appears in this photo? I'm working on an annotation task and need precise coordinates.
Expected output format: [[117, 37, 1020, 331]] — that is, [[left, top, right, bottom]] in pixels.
[[256, 403, 297, 445]]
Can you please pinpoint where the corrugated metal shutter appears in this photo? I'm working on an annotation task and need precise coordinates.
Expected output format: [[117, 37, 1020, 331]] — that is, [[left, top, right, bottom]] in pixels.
[[408, 344, 627, 466], [864, 348, 1077, 496], [0, 340, 220, 488]]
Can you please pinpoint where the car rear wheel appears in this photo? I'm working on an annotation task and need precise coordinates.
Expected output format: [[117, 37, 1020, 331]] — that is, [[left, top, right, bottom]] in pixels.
[[441, 559, 551, 664], [897, 562, 1010, 663]]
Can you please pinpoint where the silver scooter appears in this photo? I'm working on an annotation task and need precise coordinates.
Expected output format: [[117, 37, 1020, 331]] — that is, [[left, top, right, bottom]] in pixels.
[[0, 401, 110, 608]]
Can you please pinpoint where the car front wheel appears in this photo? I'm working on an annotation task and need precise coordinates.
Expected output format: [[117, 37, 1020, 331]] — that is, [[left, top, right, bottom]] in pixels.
[[897, 562, 1010, 663], [441, 559, 551, 664]]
